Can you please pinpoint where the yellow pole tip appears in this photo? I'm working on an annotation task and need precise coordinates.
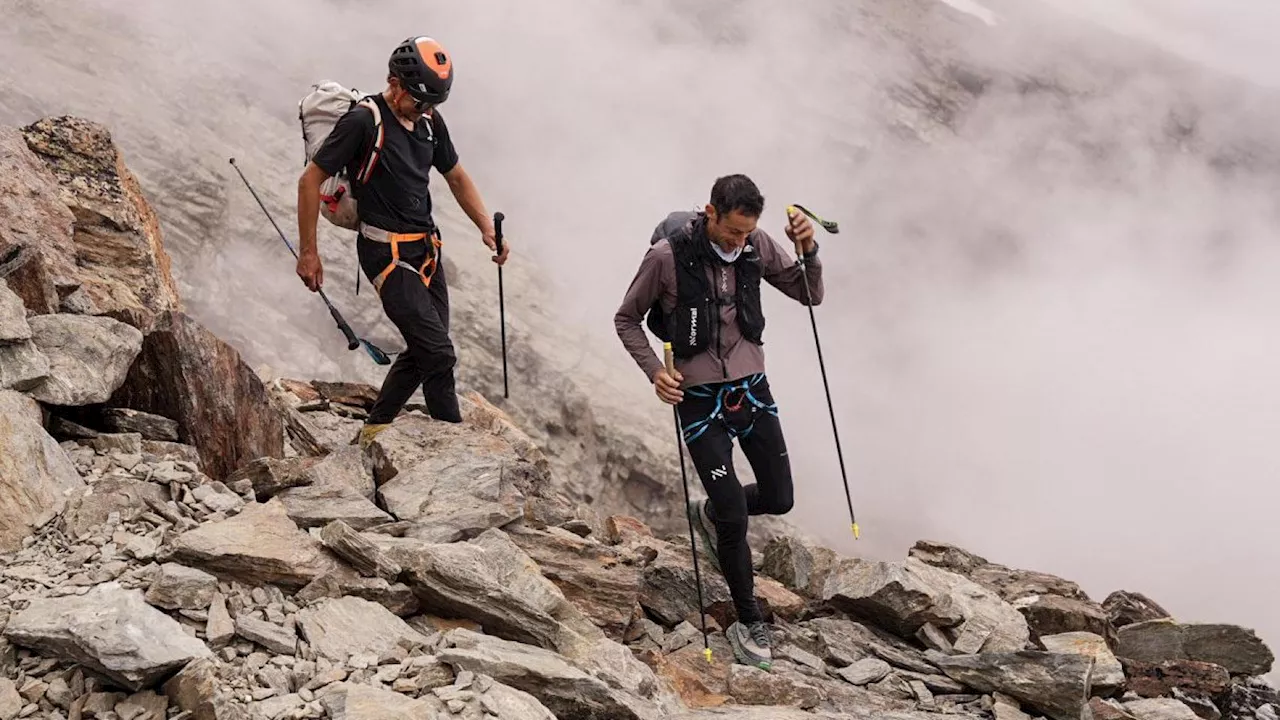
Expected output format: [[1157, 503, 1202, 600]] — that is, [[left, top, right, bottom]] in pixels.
[[852, 523, 861, 539], [703, 648, 713, 663]]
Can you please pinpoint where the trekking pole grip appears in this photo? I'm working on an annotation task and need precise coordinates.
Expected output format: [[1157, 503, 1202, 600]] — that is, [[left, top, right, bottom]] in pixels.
[[664, 342, 675, 376], [493, 212, 505, 254]]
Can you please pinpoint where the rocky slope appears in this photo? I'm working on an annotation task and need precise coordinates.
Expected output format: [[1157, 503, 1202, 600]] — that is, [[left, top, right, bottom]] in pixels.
[[2, 116, 1277, 720]]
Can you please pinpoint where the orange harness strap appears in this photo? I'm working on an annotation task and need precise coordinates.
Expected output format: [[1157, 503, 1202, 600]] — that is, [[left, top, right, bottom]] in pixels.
[[372, 231, 443, 295]]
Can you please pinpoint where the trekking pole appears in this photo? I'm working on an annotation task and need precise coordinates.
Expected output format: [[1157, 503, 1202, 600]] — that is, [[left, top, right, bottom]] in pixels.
[[228, 158, 392, 366], [666, 342, 713, 663], [493, 211, 509, 398], [787, 204, 859, 540]]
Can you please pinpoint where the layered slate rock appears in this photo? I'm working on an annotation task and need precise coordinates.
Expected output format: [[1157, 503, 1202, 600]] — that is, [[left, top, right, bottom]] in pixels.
[[761, 535, 839, 598], [0, 126, 77, 315], [110, 311, 284, 480], [1039, 631, 1124, 696], [317, 682, 446, 719], [4, 582, 211, 691], [161, 498, 339, 588], [1104, 590, 1171, 629], [26, 314, 142, 405], [102, 407, 180, 442], [144, 562, 219, 611], [0, 283, 48, 392], [296, 596, 431, 662], [822, 557, 1030, 653], [20, 116, 181, 329], [1116, 619, 1275, 676], [0, 390, 84, 551], [931, 651, 1094, 720], [1120, 658, 1231, 698]]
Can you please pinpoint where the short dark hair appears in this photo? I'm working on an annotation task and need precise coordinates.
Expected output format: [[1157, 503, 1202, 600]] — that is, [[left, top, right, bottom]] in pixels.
[[709, 174, 764, 218]]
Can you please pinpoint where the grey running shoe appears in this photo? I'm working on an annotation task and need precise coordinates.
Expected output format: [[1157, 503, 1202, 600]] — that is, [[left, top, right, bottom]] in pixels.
[[687, 498, 720, 572], [727, 621, 773, 671]]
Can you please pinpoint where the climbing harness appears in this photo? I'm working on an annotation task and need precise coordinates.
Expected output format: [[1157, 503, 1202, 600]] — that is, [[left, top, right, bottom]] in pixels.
[[681, 373, 779, 444], [356, 222, 443, 296]]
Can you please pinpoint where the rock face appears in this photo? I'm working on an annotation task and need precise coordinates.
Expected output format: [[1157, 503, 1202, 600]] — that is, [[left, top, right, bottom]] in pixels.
[[110, 310, 284, 480], [931, 651, 1094, 720], [0, 126, 77, 315], [0, 338, 49, 392], [762, 535, 839, 598], [1039, 631, 1123, 696], [20, 116, 181, 329], [25, 314, 142, 405], [0, 390, 83, 551], [3, 582, 211, 691], [823, 557, 1030, 653], [1104, 591, 1172, 628], [162, 498, 339, 588], [1116, 620, 1274, 676]]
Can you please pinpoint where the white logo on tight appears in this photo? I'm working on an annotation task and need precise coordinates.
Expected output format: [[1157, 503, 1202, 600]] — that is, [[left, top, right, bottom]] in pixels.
[[711, 466, 728, 480]]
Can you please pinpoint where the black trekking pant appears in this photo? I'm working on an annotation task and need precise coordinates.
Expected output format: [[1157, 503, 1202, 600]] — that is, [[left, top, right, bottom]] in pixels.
[[357, 234, 462, 425], [677, 373, 794, 625]]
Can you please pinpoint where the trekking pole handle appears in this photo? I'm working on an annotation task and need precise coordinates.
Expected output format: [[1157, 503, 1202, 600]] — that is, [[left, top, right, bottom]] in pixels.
[[786, 206, 805, 259], [493, 212, 505, 254], [664, 342, 675, 376]]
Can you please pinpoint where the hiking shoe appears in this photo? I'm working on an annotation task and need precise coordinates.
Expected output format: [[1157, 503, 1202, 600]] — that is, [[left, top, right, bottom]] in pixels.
[[727, 621, 773, 671], [687, 498, 720, 572], [358, 422, 391, 451]]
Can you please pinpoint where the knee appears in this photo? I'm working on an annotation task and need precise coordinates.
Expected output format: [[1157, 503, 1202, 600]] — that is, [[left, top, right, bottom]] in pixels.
[[760, 489, 793, 515], [712, 506, 749, 542]]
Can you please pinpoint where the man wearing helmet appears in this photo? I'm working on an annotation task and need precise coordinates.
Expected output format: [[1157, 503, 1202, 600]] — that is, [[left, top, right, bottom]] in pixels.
[[296, 36, 507, 443]]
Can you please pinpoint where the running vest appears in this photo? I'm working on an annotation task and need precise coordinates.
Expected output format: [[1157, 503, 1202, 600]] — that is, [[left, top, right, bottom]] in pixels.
[[646, 213, 765, 358]]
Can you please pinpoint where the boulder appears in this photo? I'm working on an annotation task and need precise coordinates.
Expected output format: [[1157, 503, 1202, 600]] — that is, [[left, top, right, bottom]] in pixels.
[[163, 658, 250, 720], [1121, 658, 1232, 698], [318, 682, 446, 719], [480, 680, 559, 720], [1123, 698, 1201, 720], [234, 615, 297, 655], [437, 628, 660, 720], [20, 116, 181, 329], [162, 498, 339, 588], [1104, 590, 1171, 629], [0, 340, 49, 392], [806, 617, 938, 673], [1040, 631, 1123, 696], [102, 407, 180, 442], [726, 665, 821, 709], [110, 310, 283, 481], [4, 582, 211, 691], [1222, 678, 1280, 720], [908, 540, 1090, 602], [25, 314, 142, 405], [822, 557, 1029, 652], [62, 476, 168, 539], [1015, 594, 1112, 641], [761, 535, 839, 598], [1116, 620, 1274, 676], [0, 284, 27, 343], [1090, 698, 1141, 720], [386, 528, 597, 655], [318, 520, 402, 581], [311, 380, 379, 409], [508, 525, 643, 637], [836, 658, 893, 685], [296, 596, 430, 662], [226, 456, 317, 500], [367, 416, 528, 539], [0, 126, 77, 315], [639, 542, 732, 627], [931, 651, 1094, 720], [276, 482, 392, 530], [144, 562, 218, 611], [0, 390, 83, 551]]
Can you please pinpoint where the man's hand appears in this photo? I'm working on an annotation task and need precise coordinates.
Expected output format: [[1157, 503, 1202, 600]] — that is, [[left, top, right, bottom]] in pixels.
[[483, 229, 511, 266], [785, 209, 816, 255], [297, 250, 323, 292], [653, 366, 684, 405]]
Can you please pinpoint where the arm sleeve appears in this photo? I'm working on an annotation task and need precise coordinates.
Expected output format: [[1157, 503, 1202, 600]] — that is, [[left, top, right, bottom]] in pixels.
[[756, 229, 824, 305], [430, 111, 460, 174], [311, 106, 374, 177], [614, 244, 669, 381]]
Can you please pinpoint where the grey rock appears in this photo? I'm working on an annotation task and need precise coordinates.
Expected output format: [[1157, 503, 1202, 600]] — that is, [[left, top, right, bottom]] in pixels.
[[276, 483, 392, 530], [63, 477, 168, 539], [3, 582, 211, 691], [1116, 620, 1274, 676], [908, 540, 1090, 603], [144, 562, 218, 610], [1015, 593, 1111, 641], [0, 283, 29, 342], [761, 535, 839, 598], [317, 682, 446, 719], [26, 314, 142, 406], [932, 650, 1094, 720], [206, 592, 235, 648], [0, 680, 19, 720], [102, 407, 180, 442], [807, 617, 937, 673], [1040, 631, 1124, 696], [639, 542, 732, 627], [836, 658, 893, 685], [0, 390, 84, 552], [727, 664, 821, 708], [163, 657, 249, 720], [478, 681, 557, 720], [0, 340, 48, 392], [296, 596, 430, 663], [1104, 591, 1172, 629], [1124, 698, 1201, 720], [234, 615, 297, 655], [318, 520, 402, 581], [163, 498, 340, 589]]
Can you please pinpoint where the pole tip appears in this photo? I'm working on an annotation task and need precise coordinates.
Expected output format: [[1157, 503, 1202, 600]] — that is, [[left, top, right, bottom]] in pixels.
[[228, 157, 235, 165], [703, 648, 713, 663], [852, 523, 861, 540]]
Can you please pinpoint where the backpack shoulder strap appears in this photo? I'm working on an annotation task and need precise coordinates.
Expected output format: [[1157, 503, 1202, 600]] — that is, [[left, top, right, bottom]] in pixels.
[[354, 97, 385, 184]]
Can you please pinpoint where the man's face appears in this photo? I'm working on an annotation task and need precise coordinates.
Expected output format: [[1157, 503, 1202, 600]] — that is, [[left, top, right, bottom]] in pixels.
[[390, 80, 434, 121], [705, 206, 758, 253]]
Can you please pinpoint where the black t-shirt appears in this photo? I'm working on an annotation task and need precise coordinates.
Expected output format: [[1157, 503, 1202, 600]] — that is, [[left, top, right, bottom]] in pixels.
[[312, 93, 459, 234]]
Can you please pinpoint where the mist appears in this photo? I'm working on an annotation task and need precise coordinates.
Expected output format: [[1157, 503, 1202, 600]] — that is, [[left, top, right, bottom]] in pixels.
[[4, 0, 1280, 676]]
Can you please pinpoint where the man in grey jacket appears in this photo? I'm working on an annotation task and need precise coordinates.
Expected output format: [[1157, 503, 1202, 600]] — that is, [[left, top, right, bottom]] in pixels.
[[613, 174, 820, 670]]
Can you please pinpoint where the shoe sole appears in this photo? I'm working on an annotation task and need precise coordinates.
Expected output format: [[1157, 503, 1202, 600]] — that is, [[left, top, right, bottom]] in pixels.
[[727, 626, 772, 672], [687, 501, 722, 573]]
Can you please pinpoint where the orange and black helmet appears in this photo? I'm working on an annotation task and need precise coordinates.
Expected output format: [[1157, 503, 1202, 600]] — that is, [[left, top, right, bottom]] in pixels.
[[389, 36, 453, 105]]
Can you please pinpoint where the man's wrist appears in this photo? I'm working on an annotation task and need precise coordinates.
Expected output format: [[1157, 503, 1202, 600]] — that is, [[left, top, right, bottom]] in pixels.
[[802, 240, 820, 260]]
